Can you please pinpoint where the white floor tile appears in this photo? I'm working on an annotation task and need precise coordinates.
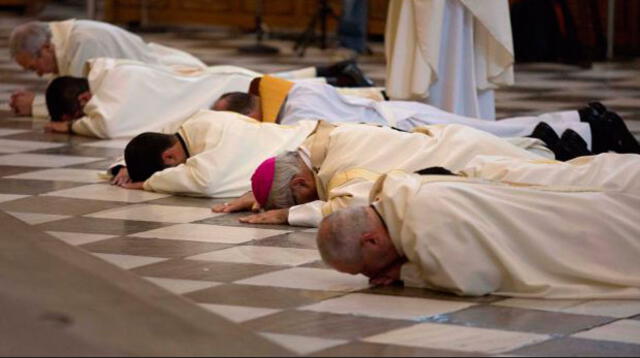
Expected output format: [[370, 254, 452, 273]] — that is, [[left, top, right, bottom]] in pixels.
[[236, 267, 369, 292], [302, 293, 475, 321], [81, 139, 130, 149], [494, 298, 640, 318], [6, 211, 70, 225], [259, 332, 347, 355], [0, 139, 64, 154], [46, 231, 115, 246], [363, 323, 549, 354], [131, 224, 291, 244], [6, 168, 106, 183], [143, 277, 220, 294], [0, 129, 28, 137], [0, 153, 102, 167], [92, 253, 167, 269], [186, 246, 320, 266], [198, 303, 280, 323], [573, 320, 640, 345], [43, 183, 170, 202], [0, 193, 28, 203], [86, 204, 218, 223]]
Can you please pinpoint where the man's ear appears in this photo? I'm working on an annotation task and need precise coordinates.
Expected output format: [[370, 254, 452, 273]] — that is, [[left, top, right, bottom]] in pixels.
[[77, 91, 92, 107], [360, 232, 379, 248], [290, 175, 308, 189], [160, 149, 173, 165]]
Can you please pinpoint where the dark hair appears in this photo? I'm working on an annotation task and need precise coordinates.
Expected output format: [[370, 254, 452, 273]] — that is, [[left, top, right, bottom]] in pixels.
[[45, 76, 90, 122], [216, 92, 258, 115], [124, 132, 177, 182], [414, 166, 456, 176]]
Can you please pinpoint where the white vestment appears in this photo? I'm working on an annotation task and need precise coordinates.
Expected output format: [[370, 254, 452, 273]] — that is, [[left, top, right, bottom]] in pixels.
[[279, 82, 591, 146], [287, 123, 549, 227], [385, 0, 514, 119], [371, 171, 640, 298], [143, 111, 318, 197], [71, 58, 259, 139], [32, 19, 206, 117]]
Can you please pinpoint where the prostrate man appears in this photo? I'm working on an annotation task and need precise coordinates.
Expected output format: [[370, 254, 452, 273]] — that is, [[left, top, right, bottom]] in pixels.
[[213, 78, 640, 157], [317, 170, 640, 298], [222, 121, 551, 226], [118, 110, 318, 197], [44, 58, 260, 138], [9, 19, 206, 117]]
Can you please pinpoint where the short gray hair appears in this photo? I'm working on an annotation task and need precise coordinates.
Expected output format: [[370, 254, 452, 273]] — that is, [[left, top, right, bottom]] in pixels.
[[265, 151, 303, 209], [317, 206, 372, 268], [9, 21, 52, 58]]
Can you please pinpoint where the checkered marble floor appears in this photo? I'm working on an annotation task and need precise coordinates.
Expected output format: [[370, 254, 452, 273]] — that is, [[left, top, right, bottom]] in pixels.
[[1, 10, 640, 357]]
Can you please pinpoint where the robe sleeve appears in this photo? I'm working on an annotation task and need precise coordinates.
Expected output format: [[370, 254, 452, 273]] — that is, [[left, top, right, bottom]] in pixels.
[[31, 94, 49, 118], [143, 161, 211, 197], [287, 176, 376, 227], [71, 115, 109, 138]]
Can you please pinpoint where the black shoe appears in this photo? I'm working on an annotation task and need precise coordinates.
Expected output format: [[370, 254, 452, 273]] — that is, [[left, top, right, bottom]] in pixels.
[[578, 101, 608, 122], [603, 111, 640, 154], [336, 63, 375, 87], [529, 122, 560, 149], [555, 129, 592, 161]]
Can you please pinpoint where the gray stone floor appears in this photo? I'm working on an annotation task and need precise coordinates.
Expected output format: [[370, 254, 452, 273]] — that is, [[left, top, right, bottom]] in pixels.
[[1, 8, 640, 357]]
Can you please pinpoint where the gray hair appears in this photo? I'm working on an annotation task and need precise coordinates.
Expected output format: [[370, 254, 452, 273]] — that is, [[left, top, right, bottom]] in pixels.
[[9, 21, 52, 58], [317, 206, 372, 268], [265, 151, 304, 209]]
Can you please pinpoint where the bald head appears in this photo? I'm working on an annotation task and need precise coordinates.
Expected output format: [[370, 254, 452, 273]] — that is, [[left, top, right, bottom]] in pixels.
[[213, 92, 262, 120], [10, 21, 57, 75], [317, 206, 399, 278]]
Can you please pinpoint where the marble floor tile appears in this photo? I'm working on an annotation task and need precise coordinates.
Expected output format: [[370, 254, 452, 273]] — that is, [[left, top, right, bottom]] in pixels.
[[0, 196, 126, 216], [198, 303, 280, 323], [85, 204, 218, 223], [236, 267, 370, 292], [572, 320, 640, 345], [0, 139, 65, 154], [36, 216, 170, 236], [427, 305, 613, 335], [143, 277, 221, 294], [91, 253, 167, 270], [43, 183, 170, 202], [46, 231, 116, 246], [0, 193, 28, 203], [81, 138, 130, 149], [243, 310, 414, 340], [6, 211, 70, 225], [311, 341, 482, 357], [0, 153, 102, 167], [494, 298, 640, 318], [0, 129, 28, 137], [302, 293, 475, 321], [187, 284, 342, 309], [260, 332, 347, 355], [132, 259, 284, 283], [250, 231, 318, 250], [508, 337, 640, 357], [6, 168, 106, 183], [81, 236, 231, 258], [131, 223, 291, 244], [186, 246, 321, 266], [0, 178, 87, 195], [363, 323, 549, 354]]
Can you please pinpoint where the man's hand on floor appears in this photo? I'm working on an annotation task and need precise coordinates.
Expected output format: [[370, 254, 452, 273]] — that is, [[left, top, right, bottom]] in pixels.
[[239, 208, 289, 225], [110, 167, 131, 186], [121, 181, 144, 190], [9, 90, 34, 116], [212, 191, 258, 213]]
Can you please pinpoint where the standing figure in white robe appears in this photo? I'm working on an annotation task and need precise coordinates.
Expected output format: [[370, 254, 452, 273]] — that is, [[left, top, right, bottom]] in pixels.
[[43, 58, 260, 139], [220, 121, 551, 226], [316, 170, 640, 299], [8, 19, 206, 117], [385, 0, 514, 119], [116, 110, 319, 197]]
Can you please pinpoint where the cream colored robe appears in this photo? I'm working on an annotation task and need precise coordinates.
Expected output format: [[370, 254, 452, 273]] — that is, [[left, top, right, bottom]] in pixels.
[[371, 171, 640, 299], [461, 153, 640, 193], [287, 124, 550, 227], [143, 110, 318, 198], [32, 19, 206, 117], [385, 0, 513, 119], [71, 58, 259, 139]]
